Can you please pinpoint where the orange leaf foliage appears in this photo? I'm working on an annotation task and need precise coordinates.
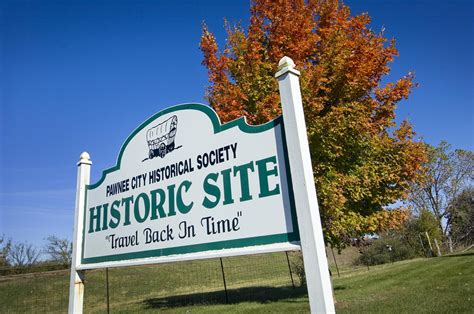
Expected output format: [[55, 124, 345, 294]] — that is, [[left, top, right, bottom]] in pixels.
[[200, 0, 427, 247]]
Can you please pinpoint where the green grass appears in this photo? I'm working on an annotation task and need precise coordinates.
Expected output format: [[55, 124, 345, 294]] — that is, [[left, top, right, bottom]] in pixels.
[[335, 253, 473, 313], [0, 252, 472, 313]]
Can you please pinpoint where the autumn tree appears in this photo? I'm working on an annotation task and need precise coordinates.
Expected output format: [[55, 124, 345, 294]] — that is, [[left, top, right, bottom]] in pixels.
[[200, 0, 426, 247], [408, 142, 474, 236]]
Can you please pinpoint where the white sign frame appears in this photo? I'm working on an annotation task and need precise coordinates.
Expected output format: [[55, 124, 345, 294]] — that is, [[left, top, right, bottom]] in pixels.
[[79, 104, 301, 269], [69, 57, 335, 313]]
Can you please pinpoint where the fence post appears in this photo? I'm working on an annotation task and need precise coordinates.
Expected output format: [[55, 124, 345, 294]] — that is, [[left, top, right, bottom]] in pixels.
[[285, 252, 296, 288], [434, 239, 442, 257], [68, 152, 91, 314], [330, 247, 340, 278], [106, 268, 110, 314], [418, 233, 427, 257], [276, 56, 335, 313], [219, 258, 229, 303], [448, 235, 453, 253], [425, 232, 434, 257]]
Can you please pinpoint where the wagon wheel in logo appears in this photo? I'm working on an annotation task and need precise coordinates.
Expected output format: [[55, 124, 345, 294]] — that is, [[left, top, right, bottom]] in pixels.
[[159, 143, 167, 158], [149, 149, 154, 159], [168, 142, 175, 152]]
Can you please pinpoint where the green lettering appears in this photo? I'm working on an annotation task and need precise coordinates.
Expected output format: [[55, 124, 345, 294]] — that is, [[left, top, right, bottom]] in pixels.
[[121, 196, 134, 226], [109, 200, 121, 228], [233, 161, 254, 202], [221, 168, 234, 205], [177, 180, 193, 214], [134, 193, 150, 223], [101, 203, 109, 231], [167, 184, 176, 216], [150, 188, 167, 219], [88, 206, 101, 233], [202, 172, 220, 209], [256, 156, 280, 198]]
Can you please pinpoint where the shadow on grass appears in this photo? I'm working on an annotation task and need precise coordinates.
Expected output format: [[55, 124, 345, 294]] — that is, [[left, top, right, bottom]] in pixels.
[[142, 285, 308, 309]]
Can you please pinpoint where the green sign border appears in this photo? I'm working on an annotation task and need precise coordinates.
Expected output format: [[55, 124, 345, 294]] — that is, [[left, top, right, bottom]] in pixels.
[[81, 104, 300, 265]]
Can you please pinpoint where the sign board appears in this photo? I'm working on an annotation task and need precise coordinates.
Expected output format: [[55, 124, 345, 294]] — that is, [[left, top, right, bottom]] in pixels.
[[70, 57, 335, 313], [81, 104, 300, 267]]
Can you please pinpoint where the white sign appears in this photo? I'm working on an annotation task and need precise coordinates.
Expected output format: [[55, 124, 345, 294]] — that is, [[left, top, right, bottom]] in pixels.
[[70, 57, 335, 313], [81, 104, 300, 266]]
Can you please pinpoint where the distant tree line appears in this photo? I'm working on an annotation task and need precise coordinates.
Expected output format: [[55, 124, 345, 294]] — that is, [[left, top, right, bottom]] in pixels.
[[354, 143, 473, 267], [0, 234, 72, 275], [408, 141, 473, 248]]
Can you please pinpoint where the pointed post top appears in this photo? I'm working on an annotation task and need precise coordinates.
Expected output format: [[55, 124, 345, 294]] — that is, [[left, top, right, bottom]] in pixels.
[[275, 56, 300, 78], [78, 152, 92, 166]]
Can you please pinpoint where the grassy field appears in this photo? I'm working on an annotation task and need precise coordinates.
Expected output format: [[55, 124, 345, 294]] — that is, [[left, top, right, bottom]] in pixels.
[[0, 251, 472, 313]]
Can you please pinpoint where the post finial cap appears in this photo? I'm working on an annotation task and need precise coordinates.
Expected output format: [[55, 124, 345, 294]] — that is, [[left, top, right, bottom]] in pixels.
[[78, 152, 92, 165], [275, 56, 300, 78], [278, 56, 295, 70]]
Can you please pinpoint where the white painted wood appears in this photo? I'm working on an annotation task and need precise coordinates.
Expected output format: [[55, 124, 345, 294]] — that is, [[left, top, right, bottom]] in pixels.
[[68, 152, 92, 314], [276, 56, 336, 313], [77, 242, 300, 270]]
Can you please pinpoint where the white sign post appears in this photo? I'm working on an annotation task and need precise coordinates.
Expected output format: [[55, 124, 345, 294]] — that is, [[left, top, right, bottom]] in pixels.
[[68, 57, 335, 313], [68, 152, 91, 313], [276, 56, 336, 313]]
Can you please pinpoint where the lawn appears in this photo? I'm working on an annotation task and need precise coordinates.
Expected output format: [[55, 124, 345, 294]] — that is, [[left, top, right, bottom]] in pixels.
[[0, 251, 472, 313], [333, 253, 473, 313]]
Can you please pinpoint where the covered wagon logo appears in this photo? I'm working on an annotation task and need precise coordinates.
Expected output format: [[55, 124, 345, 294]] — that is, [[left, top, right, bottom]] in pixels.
[[144, 115, 179, 160]]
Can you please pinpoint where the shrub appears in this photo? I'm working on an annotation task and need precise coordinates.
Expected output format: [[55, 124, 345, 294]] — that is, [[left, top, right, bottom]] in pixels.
[[404, 209, 443, 256], [356, 233, 417, 266], [289, 251, 306, 287]]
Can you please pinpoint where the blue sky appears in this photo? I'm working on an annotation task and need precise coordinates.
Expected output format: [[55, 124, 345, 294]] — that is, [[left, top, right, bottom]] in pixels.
[[1, 0, 473, 248]]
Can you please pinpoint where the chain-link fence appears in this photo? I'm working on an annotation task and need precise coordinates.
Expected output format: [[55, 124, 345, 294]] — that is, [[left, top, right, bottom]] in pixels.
[[0, 251, 307, 313], [0, 269, 70, 312], [2, 239, 469, 313]]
